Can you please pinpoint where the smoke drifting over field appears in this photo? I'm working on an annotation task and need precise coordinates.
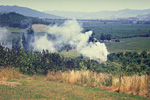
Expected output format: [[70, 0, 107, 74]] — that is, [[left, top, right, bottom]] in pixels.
[[0, 20, 108, 63], [0, 27, 8, 42], [0, 27, 12, 48], [33, 20, 109, 63]]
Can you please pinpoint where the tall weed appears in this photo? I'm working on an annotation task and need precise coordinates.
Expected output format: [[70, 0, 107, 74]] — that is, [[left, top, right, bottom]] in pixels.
[[46, 70, 149, 97], [0, 67, 20, 81]]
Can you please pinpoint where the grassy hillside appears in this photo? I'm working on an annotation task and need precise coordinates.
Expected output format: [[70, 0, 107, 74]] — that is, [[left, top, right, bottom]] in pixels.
[[0, 5, 61, 18], [6, 27, 25, 33], [0, 12, 49, 28], [0, 77, 149, 100], [0, 67, 149, 99]]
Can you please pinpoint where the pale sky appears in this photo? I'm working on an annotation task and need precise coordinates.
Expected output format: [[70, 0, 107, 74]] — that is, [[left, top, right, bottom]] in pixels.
[[0, 0, 150, 12]]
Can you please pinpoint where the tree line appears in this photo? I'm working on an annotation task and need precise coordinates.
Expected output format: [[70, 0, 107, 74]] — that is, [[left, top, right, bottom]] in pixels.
[[0, 43, 150, 75], [0, 44, 101, 75], [108, 51, 150, 75]]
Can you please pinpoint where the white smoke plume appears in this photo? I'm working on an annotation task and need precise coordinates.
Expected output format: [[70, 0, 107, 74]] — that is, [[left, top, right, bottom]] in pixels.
[[0, 27, 8, 41], [33, 35, 56, 52], [33, 19, 109, 63], [0, 27, 12, 48]]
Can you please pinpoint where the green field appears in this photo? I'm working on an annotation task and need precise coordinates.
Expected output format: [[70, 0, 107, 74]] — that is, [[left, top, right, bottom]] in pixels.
[[0, 78, 149, 100], [83, 22, 150, 39], [105, 37, 150, 53], [59, 37, 150, 58], [6, 27, 25, 33], [60, 50, 80, 58]]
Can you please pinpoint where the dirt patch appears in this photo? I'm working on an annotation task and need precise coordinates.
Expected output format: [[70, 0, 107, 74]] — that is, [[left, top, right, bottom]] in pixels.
[[99, 98, 112, 100], [32, 24, 49, 32], [0, 81, 21, 87]]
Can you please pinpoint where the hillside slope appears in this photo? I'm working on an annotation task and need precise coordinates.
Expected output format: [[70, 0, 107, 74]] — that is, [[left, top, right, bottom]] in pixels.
[[0, 12, 49, 28], [0, 78, 149, 100], [46, 9, 150, 19], [0, 5, 61, 19]]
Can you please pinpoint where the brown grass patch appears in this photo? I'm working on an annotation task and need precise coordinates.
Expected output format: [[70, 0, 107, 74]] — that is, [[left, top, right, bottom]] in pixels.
[[0, 81, 21, 87], [115, 75, 148, 96], [0, 67, 22, 81], [32, 24, 49, 32], [46, 70, 110, 87]]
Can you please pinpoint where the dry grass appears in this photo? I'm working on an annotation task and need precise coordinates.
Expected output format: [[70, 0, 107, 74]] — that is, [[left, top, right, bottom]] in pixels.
[[1, 78, 147, 100], [46, 70, 150, 98], [0, 67, 21, 81], [0, 68, 149, 99], [0, 81, 21, 87], [115, 75, 148, 97], [46, 70, 110, 87]]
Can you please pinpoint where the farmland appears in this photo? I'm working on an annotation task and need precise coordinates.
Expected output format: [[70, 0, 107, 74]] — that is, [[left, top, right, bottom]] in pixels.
[[106, 37, 150, 53], [60, 37, 150, 57], [82, 21, 150, 39]]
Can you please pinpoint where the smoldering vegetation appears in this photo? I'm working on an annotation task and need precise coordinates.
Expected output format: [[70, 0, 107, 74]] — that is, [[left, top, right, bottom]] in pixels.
[[0, 27, 12, 48], [0, 20, 111, 76], [0, 19, 109, 63], [33, 20, 108, 63]]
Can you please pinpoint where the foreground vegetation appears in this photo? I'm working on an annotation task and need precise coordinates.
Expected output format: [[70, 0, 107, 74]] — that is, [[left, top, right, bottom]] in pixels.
[[0, 67, 149, 100]]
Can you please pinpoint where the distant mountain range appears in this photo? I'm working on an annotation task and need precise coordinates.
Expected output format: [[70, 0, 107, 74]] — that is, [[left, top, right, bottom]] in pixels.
[[45, 9, 150, 20], [0, 5, 61, 19], [0, 5, 150, 20]]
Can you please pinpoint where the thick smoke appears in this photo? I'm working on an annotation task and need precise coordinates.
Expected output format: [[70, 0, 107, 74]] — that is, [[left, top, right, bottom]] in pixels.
[[33, 20, 109, 63], [0, 27, 12, 48], [0, 27, 8, 41], [22, 26, 35, 50], [33, 35, 56, 52]]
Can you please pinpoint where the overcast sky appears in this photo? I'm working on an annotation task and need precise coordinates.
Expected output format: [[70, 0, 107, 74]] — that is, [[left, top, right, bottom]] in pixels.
[[0, 0, 150, 12]]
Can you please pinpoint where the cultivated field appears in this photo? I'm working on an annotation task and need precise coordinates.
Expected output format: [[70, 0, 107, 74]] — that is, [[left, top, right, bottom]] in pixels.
[[60, 37, 150, 58], [106, 37, 150, 53], [83, 22, 150, 39]]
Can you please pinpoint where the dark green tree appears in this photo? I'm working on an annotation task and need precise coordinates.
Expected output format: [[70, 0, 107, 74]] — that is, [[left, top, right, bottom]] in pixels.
[[106, 34, 112, 41], [100, 33, 105, 41], [22, 33, 28, 50], [141, 51, 147, 58]]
